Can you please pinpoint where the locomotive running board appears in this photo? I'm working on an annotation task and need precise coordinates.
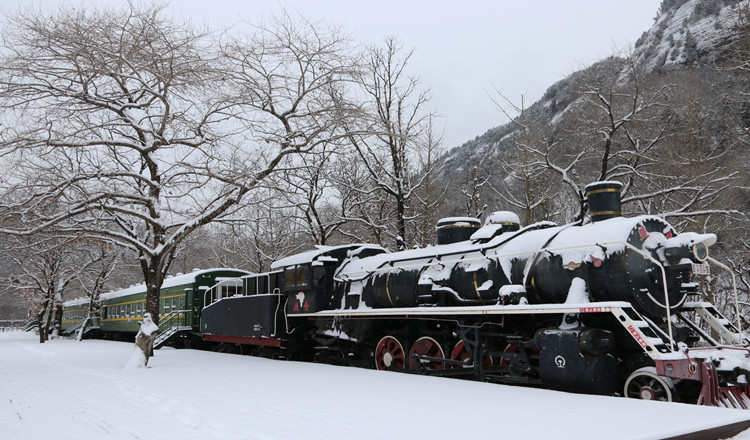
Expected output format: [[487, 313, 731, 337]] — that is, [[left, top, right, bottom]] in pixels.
[[293, 301, 676, 357], [293, 301, 635, 318]]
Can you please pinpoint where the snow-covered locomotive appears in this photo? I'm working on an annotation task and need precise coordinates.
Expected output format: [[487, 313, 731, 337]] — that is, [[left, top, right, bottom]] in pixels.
[[201, 181, 750, 408]]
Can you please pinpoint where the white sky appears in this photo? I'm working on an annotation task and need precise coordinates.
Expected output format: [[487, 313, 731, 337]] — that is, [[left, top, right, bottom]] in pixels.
[[2, 0, 662, 149]]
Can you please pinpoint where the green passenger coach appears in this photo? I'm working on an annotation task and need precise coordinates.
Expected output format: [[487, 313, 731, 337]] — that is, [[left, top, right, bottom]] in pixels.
[[65, 268, 249, 346], [60, 297, 100, 337]]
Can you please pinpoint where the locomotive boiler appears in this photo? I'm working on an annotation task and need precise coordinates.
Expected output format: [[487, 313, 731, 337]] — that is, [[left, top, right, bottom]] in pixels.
[[195, 181, 750, 408], [336, 182, 711, 320]]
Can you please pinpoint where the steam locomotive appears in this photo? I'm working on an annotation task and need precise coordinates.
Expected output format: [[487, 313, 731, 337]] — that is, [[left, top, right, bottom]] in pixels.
[[198, 181, 750, 407], [64, 181, 750, 408]]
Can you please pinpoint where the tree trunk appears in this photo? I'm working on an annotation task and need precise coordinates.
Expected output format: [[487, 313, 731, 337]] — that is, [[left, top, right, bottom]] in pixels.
[[36, 315, 45, 344], [77, 316, 90, 342], [53, 301, 63, 338], [43, 305, 54, 341], [141, 257, 164, 326], [135, 313, 159, 367], [396, 197, 406, 248], [77, 294, 98, 341]]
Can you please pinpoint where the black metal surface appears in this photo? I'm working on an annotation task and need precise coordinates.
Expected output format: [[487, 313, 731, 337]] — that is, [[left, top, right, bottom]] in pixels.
[[536, 328, 620, 396], [201, 294, 281, 338], [436, 218, 481, 244], [585, 181, 623, 222]]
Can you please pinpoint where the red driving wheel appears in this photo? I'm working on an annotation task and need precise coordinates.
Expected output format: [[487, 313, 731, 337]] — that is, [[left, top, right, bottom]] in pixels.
[[408, 336, 446, 370], [375, 336, 405, 371], [449, 340, 493, 369]]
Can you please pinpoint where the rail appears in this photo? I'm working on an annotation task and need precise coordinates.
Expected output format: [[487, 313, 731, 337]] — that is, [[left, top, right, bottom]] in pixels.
[[203, 278, 245, 308], [158, 310, 190, 332], [707, 257, 743, 343]]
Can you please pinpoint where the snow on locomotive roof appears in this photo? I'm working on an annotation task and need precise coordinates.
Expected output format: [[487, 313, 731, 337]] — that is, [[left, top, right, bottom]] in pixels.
[[270, 244, 386, 270], [98, 268, 249, 301], [497, 215, 674, 265], [471, 211, 523, 241], [336, 231, 516, 281], [484, 211, 520, 225], [436, 217, 480, 226], [584, 180, 623, 191], [337, 215, 679, 282]]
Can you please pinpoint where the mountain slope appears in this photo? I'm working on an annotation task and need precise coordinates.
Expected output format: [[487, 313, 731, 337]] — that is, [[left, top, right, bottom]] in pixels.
[[436, 0, 746, 220]]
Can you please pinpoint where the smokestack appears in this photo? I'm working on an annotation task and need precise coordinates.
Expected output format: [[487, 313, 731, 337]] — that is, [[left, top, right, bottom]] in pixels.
[[436, 217, 481, 244], [584, 181, 623, 222]]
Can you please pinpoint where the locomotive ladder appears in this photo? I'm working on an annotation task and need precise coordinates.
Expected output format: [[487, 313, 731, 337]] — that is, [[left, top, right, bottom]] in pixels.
[[60, 320, 85, 338], [678, 302, 750, 346], [154, 310, 191, 349]]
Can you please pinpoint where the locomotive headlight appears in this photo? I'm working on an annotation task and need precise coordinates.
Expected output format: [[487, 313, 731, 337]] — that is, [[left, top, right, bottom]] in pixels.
[[692, 242, 709, 262], [664, 233, 716, 265]]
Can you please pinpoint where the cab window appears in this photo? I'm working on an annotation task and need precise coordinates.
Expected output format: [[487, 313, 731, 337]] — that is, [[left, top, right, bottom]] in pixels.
[[295, 265, 308, 286], [284, 267, 296, 286], [284, 265, 309, 288]]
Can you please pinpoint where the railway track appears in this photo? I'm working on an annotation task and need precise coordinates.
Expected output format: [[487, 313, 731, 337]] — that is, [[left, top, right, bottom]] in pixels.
[[663, 419, 750, 440]]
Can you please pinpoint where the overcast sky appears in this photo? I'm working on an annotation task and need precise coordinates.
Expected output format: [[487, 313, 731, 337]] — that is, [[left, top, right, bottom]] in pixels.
[[3, 0, 662, 149]]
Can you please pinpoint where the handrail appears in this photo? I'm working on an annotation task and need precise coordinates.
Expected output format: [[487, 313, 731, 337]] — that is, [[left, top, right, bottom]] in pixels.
[[256, 273, 270, 296], [707, 257, 743, 343], [203, 278, 245, 308], [157, 310, 189, 332]]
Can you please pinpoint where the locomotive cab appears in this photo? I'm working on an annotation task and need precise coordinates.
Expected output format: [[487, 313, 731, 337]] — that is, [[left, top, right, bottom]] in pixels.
[[276, 244, 388, 314]]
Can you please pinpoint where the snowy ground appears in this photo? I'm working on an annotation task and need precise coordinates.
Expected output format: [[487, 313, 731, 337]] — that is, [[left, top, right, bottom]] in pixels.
[[2, 331, 750, 440]]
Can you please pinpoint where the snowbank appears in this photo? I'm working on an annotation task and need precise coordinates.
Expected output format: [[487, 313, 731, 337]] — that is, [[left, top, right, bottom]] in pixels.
[[1, 331, 749, 440]]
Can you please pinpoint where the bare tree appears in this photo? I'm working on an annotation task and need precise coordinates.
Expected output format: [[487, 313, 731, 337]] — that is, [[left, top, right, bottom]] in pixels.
[[345, 37, 441, 248], [5, 235, 80, 342], [0, 5, 356, 359], [518, 53, 739, 224], [330, 150, 396, 246], [409, 116, 448, 246], [74, 243, 122, 341], [210, 196, 310, 273], [488, 92, 559, 224], [277, 148, 349, 246]]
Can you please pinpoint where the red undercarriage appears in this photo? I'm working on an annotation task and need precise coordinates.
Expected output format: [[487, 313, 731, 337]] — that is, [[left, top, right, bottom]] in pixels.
[[202, 334, 282, 347], [655, 357, 750, 409]]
